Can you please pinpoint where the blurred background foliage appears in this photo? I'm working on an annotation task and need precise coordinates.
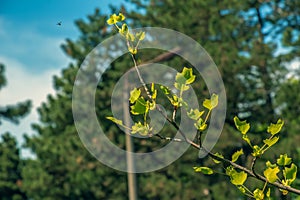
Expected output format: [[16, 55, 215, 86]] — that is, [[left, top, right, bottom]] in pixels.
[[0, 0, 299, 199]]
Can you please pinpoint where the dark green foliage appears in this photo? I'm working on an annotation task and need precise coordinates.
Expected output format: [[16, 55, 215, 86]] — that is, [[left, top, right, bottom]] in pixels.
[[0, 64, 31, 199], [0, 133, 27, 200]]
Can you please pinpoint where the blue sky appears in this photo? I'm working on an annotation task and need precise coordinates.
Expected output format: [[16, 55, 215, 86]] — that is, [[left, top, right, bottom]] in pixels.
[[0, 0, 129, 156]]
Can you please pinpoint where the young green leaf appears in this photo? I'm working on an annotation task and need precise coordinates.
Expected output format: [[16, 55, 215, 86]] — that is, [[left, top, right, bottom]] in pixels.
[[233, 116, 250, 135], [194, 118, 207, 131], [277, 154, 292, 166], [253, 189, 264, 200], [231, 149, 244, 162], [230, 171, 247, 186], [187, 109, 204, 120], [263, 136, 279, 147], [266, 161, 277, 169], [267, 119, 284, 135], [202, 94, 218, 110], [160, 85, 170, 95], [283, 163, 297, 185], [106, 116, 124, 126], [212, 152, 224, 164], [120, 24, 128, 35], [193, 166, 213, 175], [129, 88, 141, 104], [136, 31, 145, 41], [174, 67, 195, 91], [130, 97, 147, 115], [264, 166, 280, 183], [131, 122, 151, 136]]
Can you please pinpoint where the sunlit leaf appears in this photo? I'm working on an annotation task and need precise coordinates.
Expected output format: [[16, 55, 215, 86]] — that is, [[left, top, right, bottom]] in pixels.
[[266, 161, 277, 169], [187, 109, 204, 120], [283, 163, 297, 185], [136, 31, 145, 41], [120, 24, 128, 35], [252, 145, 262, 157], [106, 116, 123, 126], [234, 116, 250, 135], [264, 167, 280, 183], [194, 118, 207, 131], [212, 152, 224, 164], [129, 88, 141, 104], [130, 97, 147, 115], [131, 122, 151, 136], [231, 149, 244, 162], [266, 188, 271, 198], [160, 85, 170, 95], [277, 154, 292, 166], [230, 170, 247, 186], [193, 166, 213, 175], [263, 136, 279, 147], [202, 94, 218, 110], [174, 67, 195, 91], [253, 189, 264, 200], [267, 119, 284, 135]]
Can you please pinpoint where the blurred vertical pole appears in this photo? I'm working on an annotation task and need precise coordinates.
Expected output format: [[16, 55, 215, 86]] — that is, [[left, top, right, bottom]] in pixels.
[[123, 74, 138, 200]]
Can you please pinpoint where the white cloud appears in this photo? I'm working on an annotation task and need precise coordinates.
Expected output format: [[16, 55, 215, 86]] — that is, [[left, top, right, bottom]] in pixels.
[[0, 56, 59, 157]]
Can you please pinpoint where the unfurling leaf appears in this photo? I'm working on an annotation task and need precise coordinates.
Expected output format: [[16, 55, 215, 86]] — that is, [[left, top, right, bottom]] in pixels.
[[187, 109, 204, 120], [267, 119, 284, 135], [263, 136, 279, 147], [128, 46, 137, 54], [253, 189, 264, 200], [230, 171, 247, 186], [264, 167, 280, 183], [202, 94, 218, 110], [212, 152, 224, 164], [266, 161, 277, 169], [136, 31, 145, 41], [231, 149, 244, 162], [234, 116, 250, 135], [277, 154, 292, 166], [283, 163, 297, 186], [129, 88, 141, 103], [194, 118, 207, 131], [106, 116, 123, 126], [107, 13, 126, 25], [174, 67, 195, 91], [130, 97, 147, 115], [193, 166, 213, 175], [131, 122, 151, 136]]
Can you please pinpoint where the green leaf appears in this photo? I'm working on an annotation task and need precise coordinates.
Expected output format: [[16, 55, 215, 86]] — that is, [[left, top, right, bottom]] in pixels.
[[120, 24, 128, 35], [234, 116, 250, 135], [187, 109, 204, 120], [131, 122, 151, 136], [130, 97, 147, 115], [129, 88, 141, 104], [252, 145, 262, 157], [136, 31, 145, 41], [212, 152, 224, 164], [193, 166, 213, 175], [160, 85, 170, 95], [266, 188, 271, 198], [266, 161, 277, 169], [253, 189, 264, 200], [106, 116, 123, 126], [194, 118, 207, 131], [202, 94, 218, 110], [277, 154, 292, 166], [106, 13, 125, 25], [263, 136, 279, 147], [174, 67, 195, 91], [230, 171, 247, 186], [128, 46, 137, 54], [264, 167, 280, 183], [267, 119, 284, 135], [231, 149, 244, 162], [242, 135, 252, 147], [283, 163, 297, 185], [126, 32, 135, 42]]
